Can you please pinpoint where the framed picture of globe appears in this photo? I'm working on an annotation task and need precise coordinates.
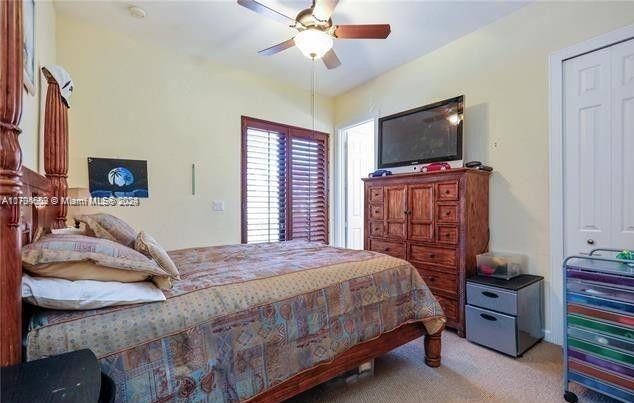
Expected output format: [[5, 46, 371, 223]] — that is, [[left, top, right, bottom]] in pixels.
[[88, 157, 149, 198]]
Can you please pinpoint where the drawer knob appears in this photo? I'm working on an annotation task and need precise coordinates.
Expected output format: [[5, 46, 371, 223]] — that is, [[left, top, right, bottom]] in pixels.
[[445, 211, 451, 216], [445, 190, 450, 194], [482, 291, 499, 298], [429, 253, 436, 258], [383, 247, 390, 252], [480, 313, 498, 321], [445, 233, 450, 238], [587, 239, 595, 245], [428, 276, 435, 282]]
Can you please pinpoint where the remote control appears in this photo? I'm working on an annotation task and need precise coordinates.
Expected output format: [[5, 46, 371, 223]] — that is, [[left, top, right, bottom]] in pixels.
[[465, 161, 482, 168]]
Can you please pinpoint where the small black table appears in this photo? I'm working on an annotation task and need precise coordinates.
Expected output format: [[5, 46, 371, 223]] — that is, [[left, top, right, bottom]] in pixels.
[[0, 349, 108, 402]]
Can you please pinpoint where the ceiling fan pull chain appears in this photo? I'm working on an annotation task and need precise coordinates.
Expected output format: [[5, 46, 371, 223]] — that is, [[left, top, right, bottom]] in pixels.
[[309, 58, 316, 240]]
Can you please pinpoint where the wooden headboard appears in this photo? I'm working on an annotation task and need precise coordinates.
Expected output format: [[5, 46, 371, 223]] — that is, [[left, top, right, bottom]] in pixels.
[[1, 1, 68, 367]]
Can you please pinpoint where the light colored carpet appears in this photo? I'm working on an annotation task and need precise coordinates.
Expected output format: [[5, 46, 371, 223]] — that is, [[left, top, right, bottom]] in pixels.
[[289, 331, 617, 403]]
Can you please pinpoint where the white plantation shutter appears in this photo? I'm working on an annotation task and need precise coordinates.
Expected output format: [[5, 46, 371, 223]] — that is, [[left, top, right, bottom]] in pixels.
[[242, 118, 328, 244]]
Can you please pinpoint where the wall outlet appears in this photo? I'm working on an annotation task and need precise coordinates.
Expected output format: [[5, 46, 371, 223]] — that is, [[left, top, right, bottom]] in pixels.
[[212, 200, 225, 211]]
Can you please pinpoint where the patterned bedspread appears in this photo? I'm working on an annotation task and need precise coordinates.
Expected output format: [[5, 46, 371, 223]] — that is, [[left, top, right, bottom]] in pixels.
[[27, 241, 445, 402]]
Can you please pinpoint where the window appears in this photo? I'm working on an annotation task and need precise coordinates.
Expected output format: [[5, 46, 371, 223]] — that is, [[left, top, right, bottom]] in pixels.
[[241, 117, 328, 244]]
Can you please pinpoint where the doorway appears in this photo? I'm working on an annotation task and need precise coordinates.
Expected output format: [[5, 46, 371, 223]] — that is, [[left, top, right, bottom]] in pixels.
[[339, 120, 375, 249]]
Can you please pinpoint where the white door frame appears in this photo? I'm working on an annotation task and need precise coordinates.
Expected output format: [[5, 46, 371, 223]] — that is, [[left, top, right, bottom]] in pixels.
[[334, 115, 378, 247], [548, 24, 634, 346]]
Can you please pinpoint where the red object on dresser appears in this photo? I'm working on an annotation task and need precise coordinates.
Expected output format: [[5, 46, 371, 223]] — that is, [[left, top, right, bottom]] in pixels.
[[422, 162, 452, 172]]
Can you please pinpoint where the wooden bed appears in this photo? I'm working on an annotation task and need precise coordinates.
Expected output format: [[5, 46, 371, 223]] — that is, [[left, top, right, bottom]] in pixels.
[[0, 2, 443, 401]]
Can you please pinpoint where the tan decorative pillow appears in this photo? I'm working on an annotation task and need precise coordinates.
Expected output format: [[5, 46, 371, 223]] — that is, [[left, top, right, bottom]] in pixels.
[[26, 261, 150, 283], [75, 213, 137, 247], [151, 275, 173, 290], [22, 234, 166, 277], [135, 231, 180, 279]]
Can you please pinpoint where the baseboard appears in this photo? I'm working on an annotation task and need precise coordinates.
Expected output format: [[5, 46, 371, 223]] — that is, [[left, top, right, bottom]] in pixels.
[[544, 329, 563, 346]]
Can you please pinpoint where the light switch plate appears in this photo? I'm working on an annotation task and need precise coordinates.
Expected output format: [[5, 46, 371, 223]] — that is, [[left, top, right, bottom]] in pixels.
[[212, 200, 225, 211]]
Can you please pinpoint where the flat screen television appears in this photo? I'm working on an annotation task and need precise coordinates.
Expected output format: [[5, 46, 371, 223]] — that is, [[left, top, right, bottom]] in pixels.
[[378, 95, 464, 169]]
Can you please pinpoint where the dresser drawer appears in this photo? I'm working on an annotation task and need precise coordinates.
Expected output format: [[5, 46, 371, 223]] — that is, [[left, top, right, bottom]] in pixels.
[[369, 239, 405, 259], [437, 203, 459, 223], [369, 205, 384, 220], [467, 283, 517, 315], [437, 225, 458, 245], [369, 187, 383, 203], [409, 244, 457, 269], [435, 294, 458, 322], [466, 305, 518, 356], [369, 221, 384, 237], [437, 181, 459, 201], [417, 267, 457, 296]]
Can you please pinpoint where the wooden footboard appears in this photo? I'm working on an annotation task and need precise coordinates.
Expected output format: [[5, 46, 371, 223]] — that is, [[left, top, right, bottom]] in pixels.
[[249, 322, 443, 402]]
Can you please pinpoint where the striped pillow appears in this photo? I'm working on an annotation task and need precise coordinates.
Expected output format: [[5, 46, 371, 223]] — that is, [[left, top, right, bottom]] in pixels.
[[23, 234, 164, 274], [76, 213, 137, 247], [135, 231, 180, 280]]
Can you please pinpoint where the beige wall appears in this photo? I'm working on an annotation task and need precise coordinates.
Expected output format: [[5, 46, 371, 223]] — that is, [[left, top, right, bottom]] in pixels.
[[334, 1, 634, 340], [56, 14, 334, 250], [20, 0, 56, 170]]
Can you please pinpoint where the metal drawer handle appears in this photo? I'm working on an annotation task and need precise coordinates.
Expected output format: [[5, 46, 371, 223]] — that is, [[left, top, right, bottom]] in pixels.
[[482, 291, 499, 298], [480, 313, 498, 321]]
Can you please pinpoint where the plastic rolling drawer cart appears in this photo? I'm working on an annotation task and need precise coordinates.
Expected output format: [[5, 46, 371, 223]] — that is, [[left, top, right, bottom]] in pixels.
[[563, 249, 634, 403]]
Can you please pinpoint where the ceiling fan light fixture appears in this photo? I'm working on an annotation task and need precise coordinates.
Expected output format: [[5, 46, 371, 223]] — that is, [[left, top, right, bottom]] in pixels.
[[294, 29, 333, 60]]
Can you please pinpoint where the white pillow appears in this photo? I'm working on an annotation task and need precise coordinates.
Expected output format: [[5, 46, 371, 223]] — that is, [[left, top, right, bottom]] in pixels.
[[22, 274, 166, 310]]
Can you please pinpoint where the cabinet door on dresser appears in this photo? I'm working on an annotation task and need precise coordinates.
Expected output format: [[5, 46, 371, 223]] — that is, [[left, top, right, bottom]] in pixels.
[[408, 184, 434, 242], [384, 185, 407, 240]]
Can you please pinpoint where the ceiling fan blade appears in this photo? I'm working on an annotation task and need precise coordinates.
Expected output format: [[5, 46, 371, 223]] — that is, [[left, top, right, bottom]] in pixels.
[[237, 0, 297, 26], [258, 38, 296, 56], [322, 49, 341, 70], [312, 0, 339, 22], [334, 24, 391, 39]]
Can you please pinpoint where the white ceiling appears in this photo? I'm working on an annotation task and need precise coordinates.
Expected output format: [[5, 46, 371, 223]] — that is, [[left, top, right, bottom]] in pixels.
[[54, 0, 529, 96]]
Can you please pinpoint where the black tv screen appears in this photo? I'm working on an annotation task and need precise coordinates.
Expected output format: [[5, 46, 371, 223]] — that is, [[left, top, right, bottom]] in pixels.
[[378, 95, 463, 168]]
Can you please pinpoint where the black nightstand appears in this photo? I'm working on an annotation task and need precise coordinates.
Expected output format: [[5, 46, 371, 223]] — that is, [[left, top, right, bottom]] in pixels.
[[0, 349, 115, 402]]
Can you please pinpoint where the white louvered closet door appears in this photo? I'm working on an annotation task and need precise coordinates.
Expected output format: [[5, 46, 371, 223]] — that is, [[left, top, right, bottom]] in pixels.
[[564, 38, 634, 255]]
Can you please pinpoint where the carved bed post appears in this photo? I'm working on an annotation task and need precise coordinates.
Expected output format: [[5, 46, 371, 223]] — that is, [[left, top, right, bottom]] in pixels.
[[424, 325, 444, 368], [0, 0, 24, 367], [43, 72, 69, 229]]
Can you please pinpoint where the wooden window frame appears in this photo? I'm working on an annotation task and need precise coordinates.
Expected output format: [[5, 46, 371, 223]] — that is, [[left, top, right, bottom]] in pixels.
[[241, 116, 329, 244]]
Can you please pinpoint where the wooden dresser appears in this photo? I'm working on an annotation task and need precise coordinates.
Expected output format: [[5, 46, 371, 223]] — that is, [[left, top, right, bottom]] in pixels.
[[362, 169, 490, 336]]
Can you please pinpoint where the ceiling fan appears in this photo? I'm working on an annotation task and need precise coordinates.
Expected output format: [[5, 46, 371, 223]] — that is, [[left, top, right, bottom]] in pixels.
[[237, 0, 391, 69]]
